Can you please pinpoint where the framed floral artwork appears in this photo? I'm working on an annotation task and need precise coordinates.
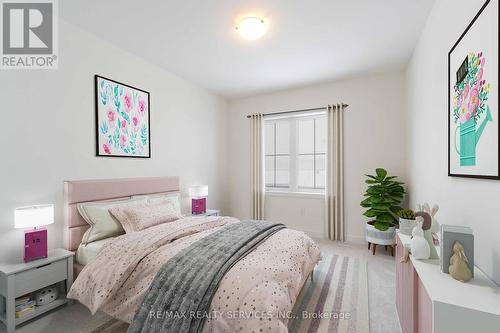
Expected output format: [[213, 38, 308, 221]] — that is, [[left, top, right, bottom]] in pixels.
[[95, 75, 151, 158], [448, 0, 498, 179]]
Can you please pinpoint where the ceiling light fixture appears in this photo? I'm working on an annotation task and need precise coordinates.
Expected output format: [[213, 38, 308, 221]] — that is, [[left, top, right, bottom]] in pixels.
[[235, 17, 267, 41]]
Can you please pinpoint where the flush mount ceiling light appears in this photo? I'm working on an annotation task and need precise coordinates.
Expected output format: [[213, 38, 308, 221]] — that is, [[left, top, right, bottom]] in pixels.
[[235, 17, 267, 40]]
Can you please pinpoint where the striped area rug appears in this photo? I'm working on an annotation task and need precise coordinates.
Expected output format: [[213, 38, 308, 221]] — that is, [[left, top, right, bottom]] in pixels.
[[288, 255, 369, 333]]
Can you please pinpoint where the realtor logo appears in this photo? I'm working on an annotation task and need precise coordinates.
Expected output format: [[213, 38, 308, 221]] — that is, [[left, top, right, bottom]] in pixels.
[[1, 0, 58, 69]]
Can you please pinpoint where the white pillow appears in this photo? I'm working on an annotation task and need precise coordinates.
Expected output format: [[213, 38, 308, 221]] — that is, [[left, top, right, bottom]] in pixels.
[[77, 198, 147, 244], [131, 193, 181, 215]]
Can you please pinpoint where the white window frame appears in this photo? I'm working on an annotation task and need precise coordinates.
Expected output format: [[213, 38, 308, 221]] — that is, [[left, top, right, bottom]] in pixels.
[[264, 120, 291, 189], [264, 112, 326, 195]]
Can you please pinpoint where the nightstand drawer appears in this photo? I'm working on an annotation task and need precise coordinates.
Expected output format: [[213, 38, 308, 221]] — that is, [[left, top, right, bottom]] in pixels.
[[15, 260, 67, 297]]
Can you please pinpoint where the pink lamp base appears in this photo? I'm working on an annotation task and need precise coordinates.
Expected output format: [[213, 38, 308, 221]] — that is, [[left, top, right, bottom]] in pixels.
[[24, 227, 48, 263], [192, 198, 206, 215]]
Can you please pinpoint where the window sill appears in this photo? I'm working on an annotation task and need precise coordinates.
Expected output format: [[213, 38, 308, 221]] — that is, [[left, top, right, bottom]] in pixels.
[[265, 191, 325, 199]]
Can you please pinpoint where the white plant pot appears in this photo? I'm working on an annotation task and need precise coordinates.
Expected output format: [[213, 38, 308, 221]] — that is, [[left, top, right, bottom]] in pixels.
[[399, 217, 417, 236], [366, 222, 395, 246]]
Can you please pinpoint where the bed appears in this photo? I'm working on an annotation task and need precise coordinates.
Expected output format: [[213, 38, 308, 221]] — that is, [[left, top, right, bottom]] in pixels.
[[63, 177, 321, 332]]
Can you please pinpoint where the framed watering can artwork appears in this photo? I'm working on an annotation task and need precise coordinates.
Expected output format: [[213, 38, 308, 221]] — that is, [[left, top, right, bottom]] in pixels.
[[448, 0, 499, 179]]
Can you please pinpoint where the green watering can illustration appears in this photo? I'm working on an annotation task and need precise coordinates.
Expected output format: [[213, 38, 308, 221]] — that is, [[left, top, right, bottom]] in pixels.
[[455, 106, 492, 166]]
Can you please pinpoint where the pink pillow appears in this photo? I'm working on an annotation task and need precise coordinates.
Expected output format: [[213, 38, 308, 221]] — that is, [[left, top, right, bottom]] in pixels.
[[109, 202, 182, 233]]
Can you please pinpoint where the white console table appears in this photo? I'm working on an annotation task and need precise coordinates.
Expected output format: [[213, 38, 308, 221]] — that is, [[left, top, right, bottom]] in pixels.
[[396, 233, 500, 333]]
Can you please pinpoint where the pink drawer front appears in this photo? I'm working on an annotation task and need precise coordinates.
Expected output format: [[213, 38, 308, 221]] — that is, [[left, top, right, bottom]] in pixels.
[[415, 275, 432, 333], [395, 235, 433, 333], [396, 237, 415, 333]]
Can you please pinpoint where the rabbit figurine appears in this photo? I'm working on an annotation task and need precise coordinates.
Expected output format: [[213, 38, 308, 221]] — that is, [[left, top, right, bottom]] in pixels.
[[410, 217, 431, 260], [424, 202, 439, 234], [420, 203, 440, 246], [449, 241, 472, 282], [422, 202, 440, 234], [414, 210, 439, 259]]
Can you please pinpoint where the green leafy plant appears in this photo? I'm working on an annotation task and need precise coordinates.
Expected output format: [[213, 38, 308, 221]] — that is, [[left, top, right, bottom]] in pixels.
[[397, 209, 415, 220], [360, 168, 405, 231]]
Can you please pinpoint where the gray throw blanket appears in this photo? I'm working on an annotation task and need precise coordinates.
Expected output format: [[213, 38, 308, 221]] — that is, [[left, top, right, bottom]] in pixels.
[[128, 220, 286, 333]]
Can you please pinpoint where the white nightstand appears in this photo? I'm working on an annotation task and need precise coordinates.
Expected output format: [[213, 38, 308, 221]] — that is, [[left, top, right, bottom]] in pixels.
[[0, 248, 74, 333], [191, 209, 220, 217]]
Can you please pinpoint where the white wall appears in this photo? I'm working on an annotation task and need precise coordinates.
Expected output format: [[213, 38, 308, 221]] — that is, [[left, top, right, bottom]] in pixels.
[[227, 72, 408, 242], [265, 194, 325, 238], [0, 20, 228, 262], [406, 0, 500, 285]]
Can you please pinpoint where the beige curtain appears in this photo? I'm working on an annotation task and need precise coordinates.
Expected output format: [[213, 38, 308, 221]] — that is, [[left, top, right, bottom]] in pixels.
[[325, 104, 345, 241], [251, 113, 265, 220]]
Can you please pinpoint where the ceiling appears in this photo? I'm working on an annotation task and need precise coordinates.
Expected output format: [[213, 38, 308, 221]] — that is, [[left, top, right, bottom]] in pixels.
[[61, 0, 435, 99]]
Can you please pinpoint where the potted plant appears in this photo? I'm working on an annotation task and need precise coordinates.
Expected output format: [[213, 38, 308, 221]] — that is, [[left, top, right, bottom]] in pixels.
[[360, 168, 405, 254], [397, 209, 416, 236]]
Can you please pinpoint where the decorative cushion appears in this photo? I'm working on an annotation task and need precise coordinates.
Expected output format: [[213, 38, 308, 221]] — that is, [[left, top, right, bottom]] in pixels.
[[109, 202, 182, 233], [132, 193, 181, 215], [77, 198, 146, 244]]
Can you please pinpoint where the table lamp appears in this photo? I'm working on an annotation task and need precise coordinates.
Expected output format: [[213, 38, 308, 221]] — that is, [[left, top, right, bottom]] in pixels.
[[189, 185, 208, 215], [15, 204, 54, 262]]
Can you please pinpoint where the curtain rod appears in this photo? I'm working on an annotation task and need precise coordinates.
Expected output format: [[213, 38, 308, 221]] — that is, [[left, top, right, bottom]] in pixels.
[[245, 104, 348, 118]]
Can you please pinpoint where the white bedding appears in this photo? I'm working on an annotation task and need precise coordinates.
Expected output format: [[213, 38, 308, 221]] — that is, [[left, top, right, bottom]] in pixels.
[[75, 237, 114, 265]]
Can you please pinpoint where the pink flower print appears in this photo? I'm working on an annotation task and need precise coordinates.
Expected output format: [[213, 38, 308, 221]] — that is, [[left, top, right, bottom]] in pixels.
[[477, 68, 483, 81], [468, 87, 479, 113], [460, 108, 471, 124], [107, 109, 116, 123], [137, 97, 146, 115], [463, 84, 469, 99], [103, 143, 111, 155], [132, 116, 139, 130], [121, 120, 127, 130], [123, 92, 133, 113], [120, 134, 127, 148], [456, 92, 463, 109]]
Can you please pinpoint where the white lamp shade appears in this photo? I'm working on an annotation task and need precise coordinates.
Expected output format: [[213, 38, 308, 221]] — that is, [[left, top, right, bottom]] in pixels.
[[189, 185, 208, 198], [15, 204, 54, 229]]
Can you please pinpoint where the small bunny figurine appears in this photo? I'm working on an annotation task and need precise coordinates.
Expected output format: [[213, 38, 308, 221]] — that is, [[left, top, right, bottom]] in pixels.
[[409, 217, 431, 260], [419, 203, 440, 246], [449, 241, 472, 282], [414, 210, 439, 259], [422, 202, 440, 234]]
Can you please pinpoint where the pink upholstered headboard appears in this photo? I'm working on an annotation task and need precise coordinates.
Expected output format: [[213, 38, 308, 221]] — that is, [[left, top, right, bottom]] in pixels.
[[63, 176, 180, 252]]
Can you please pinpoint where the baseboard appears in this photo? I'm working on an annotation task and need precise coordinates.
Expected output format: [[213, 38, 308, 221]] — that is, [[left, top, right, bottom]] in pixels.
[[298, 231, 366, 244], [271, 224, 366, 245], [345, 235, 366, 244], [296, 229, 325, 239]]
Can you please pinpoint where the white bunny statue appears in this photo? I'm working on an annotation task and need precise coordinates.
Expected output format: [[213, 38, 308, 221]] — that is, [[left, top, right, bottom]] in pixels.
[[410, 217, 431, 260], [418, 202, 440, 246], [422, 203, 440, 234]]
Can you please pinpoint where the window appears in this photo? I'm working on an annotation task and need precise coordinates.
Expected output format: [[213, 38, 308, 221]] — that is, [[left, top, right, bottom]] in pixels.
[[264, 113, 326, 193], [297, 117, 326, 190], [264, 120, 290, 188]]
